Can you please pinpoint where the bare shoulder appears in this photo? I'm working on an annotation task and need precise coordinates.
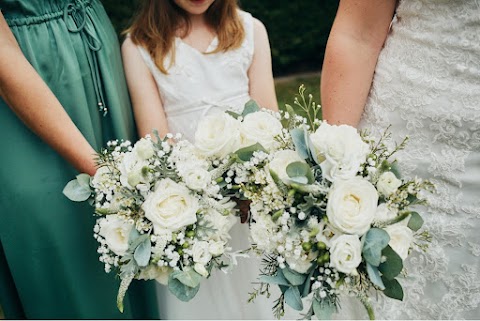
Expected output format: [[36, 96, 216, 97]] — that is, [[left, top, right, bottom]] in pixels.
[[252, 17, 268, 37], [121, 36, 137, 56]]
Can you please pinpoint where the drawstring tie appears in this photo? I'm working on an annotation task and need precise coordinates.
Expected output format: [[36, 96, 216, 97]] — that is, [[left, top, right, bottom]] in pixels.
[[64, 0, 108, 116]]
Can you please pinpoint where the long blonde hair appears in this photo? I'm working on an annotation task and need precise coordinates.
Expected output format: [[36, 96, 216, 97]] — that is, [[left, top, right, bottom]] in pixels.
[[125, 0, 245, 74]]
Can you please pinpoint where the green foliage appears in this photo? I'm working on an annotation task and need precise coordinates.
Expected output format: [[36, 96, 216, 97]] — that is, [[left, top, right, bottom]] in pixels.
[[284, 286, 303, 311], [240, 0, 339, 75], [63, 174, 92, 202], [362, 228, 390, 267], [407, 211, 424, 231], [168, 268, 202, 302]]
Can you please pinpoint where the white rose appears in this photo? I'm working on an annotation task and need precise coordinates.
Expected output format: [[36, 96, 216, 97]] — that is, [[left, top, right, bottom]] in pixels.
[[91, 166, 111, 189], [329, 234, 362, 275], [134, 138, 155, 160], [98, 215, 133, 256], [374, 203, 397, 223], [384, 223, 413, 260], [327, 177, 378, 235], [208, 240, 225, 257], [194, 263, 209, 278], [194, 112, 241, 158], [192, 241, 212, 265], [142, 178, 198, 232], [268, 150, 306, 185], [241, 111, 283, 151], [250, 214, 278, 252], [119, 151, 150, 188], [286, 256, 313, 274], [377, 171, 402, 197], [310, 123, 370, 182], [180, 167, 211, 191]]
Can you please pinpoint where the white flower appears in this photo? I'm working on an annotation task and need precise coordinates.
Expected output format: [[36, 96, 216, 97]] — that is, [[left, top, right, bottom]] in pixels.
[[203, 208, 236, 241], [98, 215, 134, 256], [327, 177, 378, 235], [194, 112, 241, 158], [155, 266, 173, 285], [268, 150, 306, 185], [180, 167, 211, 191], [119, 151, 150, 188], [384, 223, 413, 260], [208, 241, 225, 257], [134, 138, 155, 160], [374, 203, 397, 223], [286, 256, 313, 274], [91, 166, 112, 189], [194, 263, 209, 278], [309, 123, 370, 181], [138, 264, 172, 284], [329, 234, 362, 275], [240, 111, 283, 151], [377, 172, 402, 197], [250, 214, 278, 252], [143, 178, 198, 233], [192, 241, 212, 265]]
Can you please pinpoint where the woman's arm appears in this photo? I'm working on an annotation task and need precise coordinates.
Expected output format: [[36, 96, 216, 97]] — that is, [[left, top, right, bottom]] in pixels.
[[0, 12, 97, 175], [320, 0, 397, 126], [248, 18, 278, 111], [122, 38, 169, 139]]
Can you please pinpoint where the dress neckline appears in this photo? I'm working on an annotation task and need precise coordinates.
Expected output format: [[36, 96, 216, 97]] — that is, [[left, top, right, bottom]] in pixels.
[[175, 35, 218, 55]]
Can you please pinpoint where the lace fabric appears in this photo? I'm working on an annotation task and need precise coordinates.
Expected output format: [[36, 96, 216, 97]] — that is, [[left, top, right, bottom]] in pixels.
[[353, 0, 480, 319]]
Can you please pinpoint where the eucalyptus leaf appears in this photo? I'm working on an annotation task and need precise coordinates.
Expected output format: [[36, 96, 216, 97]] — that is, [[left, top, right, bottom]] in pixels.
[[382, 277, 404, 301], [168, 271, 200, 302], [172, 267, 203, 288], [284, 286, 303, 311], [390, 162, 402, 179], [234, 143, 266, 162], [129, 233, 149, 253], [379, 245, 403, 280], [282, 266, 307, 286], [288, 176, 309, 185], [128, 228, 141, 245], [301, 268, 316, 298], [407, 211, 424, 231], [133, 237, 151, 267], [366, 263, 385, 290], [312, 298, 336, 320], [290, 128, 310, 160], [63, 179, 92, 202], [258, 269, 290, 286], [286, 162, 314, 184], [362, 228, 390, 267], [242, 100, 260, 116], [76, 173, 92, 189]]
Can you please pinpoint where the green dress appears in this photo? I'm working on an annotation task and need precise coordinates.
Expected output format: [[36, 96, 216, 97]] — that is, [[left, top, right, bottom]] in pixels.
[[0, 0, 160, 319]]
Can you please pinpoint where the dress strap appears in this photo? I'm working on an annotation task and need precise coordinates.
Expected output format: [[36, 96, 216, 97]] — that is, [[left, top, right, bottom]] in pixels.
[[238, 10, 255, 64]]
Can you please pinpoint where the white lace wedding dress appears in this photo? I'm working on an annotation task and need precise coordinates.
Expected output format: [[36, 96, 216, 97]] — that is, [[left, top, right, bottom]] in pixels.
[[136, 11, 281, 319], [338, 0, 480, 319]]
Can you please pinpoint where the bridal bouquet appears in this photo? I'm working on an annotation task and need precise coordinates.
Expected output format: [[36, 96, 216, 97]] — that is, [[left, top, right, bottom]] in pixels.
[[63, 134, 237, 311], [219, 87, 433, 319]]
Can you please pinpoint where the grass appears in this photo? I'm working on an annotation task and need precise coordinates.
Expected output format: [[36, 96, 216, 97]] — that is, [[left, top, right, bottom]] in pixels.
[[274, 74, 321, 111]]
